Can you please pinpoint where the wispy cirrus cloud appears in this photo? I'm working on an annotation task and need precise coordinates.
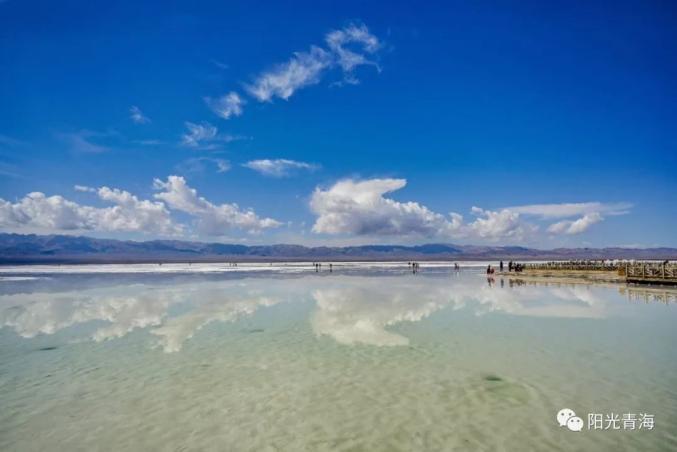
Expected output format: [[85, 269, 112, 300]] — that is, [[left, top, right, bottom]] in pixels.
[[326, 23, 382, 84], [129, 105, 150, 124], [547, 213, 604, 235], [204, 92, 244, 120], [0, 159, 20, 179], [505, 202, 632, 218], [243, 159, 319, 177], [181, 122, 218, 148], [503, 202, 632, 235], [58, 130, 112, 153], [246, 46, 333, 102], [132, 139, 164, 146], [210, 59, 229, 70], [180, 121, 243, 150], [203, 22, 382, 121], [0, 134, 26, 147], [176, 157, 231, 174], [244, 22, 382, 103], [74, 184, 96, 193], [0, 136, 24, 178]]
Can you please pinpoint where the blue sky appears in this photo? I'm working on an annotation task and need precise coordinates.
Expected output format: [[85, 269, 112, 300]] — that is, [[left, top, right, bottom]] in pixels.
[[0, 0, 675, 247]]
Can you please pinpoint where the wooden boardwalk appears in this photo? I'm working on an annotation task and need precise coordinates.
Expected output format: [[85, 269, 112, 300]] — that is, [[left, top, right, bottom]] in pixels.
[[522, 261, 677, 285], [621, 262, 677, 285]]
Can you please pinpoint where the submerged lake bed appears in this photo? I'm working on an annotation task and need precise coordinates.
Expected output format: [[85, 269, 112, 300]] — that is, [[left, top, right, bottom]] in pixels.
[[1, 263, 676, 451]]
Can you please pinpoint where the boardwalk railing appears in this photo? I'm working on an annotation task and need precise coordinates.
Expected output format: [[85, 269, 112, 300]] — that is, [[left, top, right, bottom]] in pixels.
[[522, 260, 677, 283], [622, 262, 677, 280], [524, 261, 619, 271]]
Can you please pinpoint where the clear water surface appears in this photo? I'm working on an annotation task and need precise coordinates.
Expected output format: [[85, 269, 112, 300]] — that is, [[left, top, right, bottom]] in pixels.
[[1, 262, 675, 451]]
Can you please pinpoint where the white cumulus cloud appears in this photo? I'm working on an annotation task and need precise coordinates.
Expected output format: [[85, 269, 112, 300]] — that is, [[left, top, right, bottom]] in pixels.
[[153, 175, 281, 235], [0, 188, 180, 235], [466, 207, 533, 240], [308, 179, 624, 241], [1, 176, 283, 237], [310, 178, 462, 237]]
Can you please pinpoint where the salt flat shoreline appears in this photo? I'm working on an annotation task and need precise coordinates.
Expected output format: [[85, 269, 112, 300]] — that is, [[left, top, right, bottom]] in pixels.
[[2, 260, 676, 289], [0, 258, 673, 267], [0, 261, 503, 274], [0, 258, 573, 265]]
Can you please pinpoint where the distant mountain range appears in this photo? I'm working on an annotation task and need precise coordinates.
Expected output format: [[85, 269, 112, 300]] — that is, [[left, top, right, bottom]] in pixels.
[[0, 233, 675, 264]]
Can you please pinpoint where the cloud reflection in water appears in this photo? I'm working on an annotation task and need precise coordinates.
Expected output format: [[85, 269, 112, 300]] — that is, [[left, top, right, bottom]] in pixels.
[[0, 274, 618, 351]]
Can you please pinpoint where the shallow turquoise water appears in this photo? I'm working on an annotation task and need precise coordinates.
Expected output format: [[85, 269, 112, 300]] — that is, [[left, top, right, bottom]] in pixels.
[[0, 264, 676, 451]]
